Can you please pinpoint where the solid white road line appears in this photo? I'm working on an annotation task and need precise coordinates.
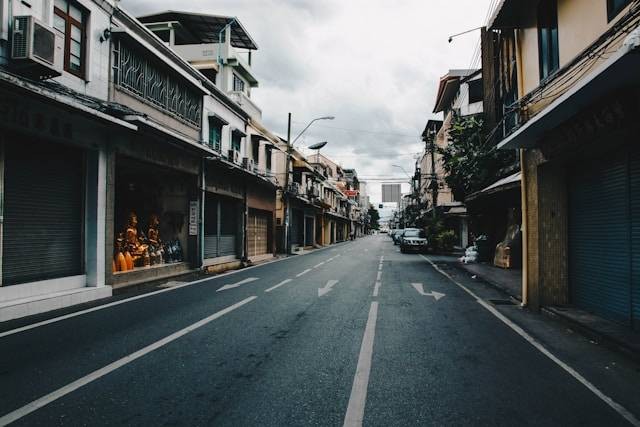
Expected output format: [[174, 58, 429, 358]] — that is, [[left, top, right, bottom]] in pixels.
[[296, 269, 312, 277], [0, 296, 257, 426], [419, 254, 640, 427], [264, 279, 293, 293], [376, 271, 382, 281], [0, 243, 342, 339], [378, 264, 382, 271], [314, 262, 326, 268], [216, 277, 259, 292], [343, 302, 379, 427], [372, 282, 381, 298]]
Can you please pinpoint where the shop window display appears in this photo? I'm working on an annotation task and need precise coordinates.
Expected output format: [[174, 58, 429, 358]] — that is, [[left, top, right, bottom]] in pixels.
[[113, 157, 192, 273]]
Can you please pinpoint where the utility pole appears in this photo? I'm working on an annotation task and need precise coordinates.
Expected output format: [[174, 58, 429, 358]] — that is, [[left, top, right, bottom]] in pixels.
[[283, 113, 292, 254], [427, 127, 439, 220]]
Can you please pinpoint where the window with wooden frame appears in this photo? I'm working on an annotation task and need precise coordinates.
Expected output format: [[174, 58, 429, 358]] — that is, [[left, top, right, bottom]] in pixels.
[[233, 74, 245, 92], [208, 117, 224, 152], [53, 0, 86, 78], [607, 0, 631, 21], [252, 139, 260, 163], [265, 146, 272, 171], [537, 0, 559, 81], [231, 131, 242, 152]]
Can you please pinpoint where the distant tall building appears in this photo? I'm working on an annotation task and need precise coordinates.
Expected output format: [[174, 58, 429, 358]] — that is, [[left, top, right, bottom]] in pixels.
[[359, 181, 370, 209], [381, 184, 401, 205]]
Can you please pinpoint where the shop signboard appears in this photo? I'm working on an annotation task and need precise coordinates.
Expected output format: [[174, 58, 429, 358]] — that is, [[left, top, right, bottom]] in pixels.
[[189, 201, 199, 236]]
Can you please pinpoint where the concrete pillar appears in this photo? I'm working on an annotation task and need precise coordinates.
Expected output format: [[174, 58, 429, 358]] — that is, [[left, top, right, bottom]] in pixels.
[[86, 148, 107, 287]]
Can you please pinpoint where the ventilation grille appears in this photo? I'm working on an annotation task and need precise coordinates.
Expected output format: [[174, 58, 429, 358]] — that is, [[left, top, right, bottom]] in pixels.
[[11, 16, 29, 59], [32, 21, 55, 65]]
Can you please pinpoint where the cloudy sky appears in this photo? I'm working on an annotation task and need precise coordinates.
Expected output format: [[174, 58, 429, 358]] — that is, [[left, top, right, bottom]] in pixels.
[[124, 0, 495, 202]]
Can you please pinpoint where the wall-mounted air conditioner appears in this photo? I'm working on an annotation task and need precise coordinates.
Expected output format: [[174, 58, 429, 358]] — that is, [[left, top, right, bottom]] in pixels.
[[11, 15, 61, 79], [242, 157, 255, 171], [228, 149, 240, 164]]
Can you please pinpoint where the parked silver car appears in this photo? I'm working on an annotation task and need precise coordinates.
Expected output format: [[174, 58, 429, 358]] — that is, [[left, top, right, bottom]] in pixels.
[[400, 229, 427, 253]]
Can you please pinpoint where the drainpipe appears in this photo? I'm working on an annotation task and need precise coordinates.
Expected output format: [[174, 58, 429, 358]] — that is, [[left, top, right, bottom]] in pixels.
[[515, 29, 528, 307], [200, 158, 206, 269]]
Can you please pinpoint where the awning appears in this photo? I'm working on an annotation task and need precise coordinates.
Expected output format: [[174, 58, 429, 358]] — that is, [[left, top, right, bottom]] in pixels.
[[136, 11, 258, 50], [488, 0, 538, 30], [498, 32, 640, 150], [231, 127, 246, 137], [208, 114, 228, 125], [466, 171, 521, 202]]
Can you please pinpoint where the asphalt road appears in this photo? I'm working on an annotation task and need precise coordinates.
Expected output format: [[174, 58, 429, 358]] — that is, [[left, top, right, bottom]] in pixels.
[[0, 235, 638, 426]]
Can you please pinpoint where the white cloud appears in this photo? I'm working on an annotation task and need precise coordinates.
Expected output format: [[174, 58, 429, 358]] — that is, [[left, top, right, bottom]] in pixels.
[[123, 0, 493, 202]]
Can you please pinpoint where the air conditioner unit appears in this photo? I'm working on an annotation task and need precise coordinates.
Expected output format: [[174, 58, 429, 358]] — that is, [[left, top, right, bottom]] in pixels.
[[242, 157, 255, 171], [11, 15, 61, 79], [288, 182, 301, 195], [228, 149, 240, 164]]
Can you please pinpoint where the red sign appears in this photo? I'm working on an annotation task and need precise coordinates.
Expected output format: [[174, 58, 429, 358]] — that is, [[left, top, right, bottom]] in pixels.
[[344, 190, 359, 197]]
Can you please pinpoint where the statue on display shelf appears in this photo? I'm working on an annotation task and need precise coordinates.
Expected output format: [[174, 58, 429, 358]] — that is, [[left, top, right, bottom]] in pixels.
[[125, 212, 148, 267], [148, 213, 164, 265]]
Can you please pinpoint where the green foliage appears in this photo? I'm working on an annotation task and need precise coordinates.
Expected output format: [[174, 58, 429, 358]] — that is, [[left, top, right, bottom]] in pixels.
[[421, 217, 457, 252], [402, 204, 422, 228], [434, 230, 457, 252], [438, 115, 515, 201], [367, 206, 380, 230]]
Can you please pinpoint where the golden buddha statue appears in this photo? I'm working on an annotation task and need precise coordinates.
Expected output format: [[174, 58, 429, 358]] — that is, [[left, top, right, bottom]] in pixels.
[[147, 213, 163, 265], [125, 212, 148, 266]]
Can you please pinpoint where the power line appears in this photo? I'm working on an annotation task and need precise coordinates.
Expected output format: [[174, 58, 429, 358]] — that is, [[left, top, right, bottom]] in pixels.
[[291, 121, 420, 139]]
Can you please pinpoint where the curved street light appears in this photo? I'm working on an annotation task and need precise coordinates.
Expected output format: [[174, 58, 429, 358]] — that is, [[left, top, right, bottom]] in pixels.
[[291, 116, 335, 145]]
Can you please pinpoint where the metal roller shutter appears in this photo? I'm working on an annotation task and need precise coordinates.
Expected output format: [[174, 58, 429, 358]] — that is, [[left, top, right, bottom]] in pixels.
[[248, 210, 269, 258], [290, 209, 302, 245], [630, 149, 640, 330], [569, 151, 631, 325], [3, 141, 83, 286], [204, 194, 239, 259]]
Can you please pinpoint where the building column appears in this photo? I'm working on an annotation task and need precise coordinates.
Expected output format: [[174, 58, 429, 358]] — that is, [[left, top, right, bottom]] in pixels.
[[86, 148, 107, 288], [523, 149, 568, 310]]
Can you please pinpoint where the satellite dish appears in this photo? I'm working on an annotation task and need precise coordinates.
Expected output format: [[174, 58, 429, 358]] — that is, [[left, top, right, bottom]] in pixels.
[[308, 141, 328, 150]]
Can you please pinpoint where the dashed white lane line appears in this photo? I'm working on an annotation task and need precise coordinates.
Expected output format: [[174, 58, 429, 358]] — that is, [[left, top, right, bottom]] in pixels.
[[0, 242, 341, 339], [343, 301, 379, 427], [0, 296, 258, 426], [216, 277, 259, 292], [314, 262, 326, 268], [419, 254, 640, 427], [378, 264, 382, 271], [372, 282, 381, 297], [264, 279, 292, 293], [376, 271, 382, 281], [296, 269, 312, 277]]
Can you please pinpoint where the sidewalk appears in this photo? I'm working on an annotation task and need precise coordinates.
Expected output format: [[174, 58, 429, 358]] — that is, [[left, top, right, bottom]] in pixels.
[[457, 261, 522, 300], [448, 259, 640, 362]]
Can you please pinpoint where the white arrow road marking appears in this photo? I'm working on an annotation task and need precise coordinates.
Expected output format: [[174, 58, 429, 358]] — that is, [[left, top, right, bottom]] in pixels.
[[411, 283, 445, 301], [296, 269, 312, 277], [318, 280, 339, 297], [216, 277, 259, 292], [419, 254, 640, 427], [264, 279, 292, 293]]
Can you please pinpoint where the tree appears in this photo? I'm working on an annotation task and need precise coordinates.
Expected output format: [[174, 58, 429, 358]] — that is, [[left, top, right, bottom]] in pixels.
[[438, 115, 515, 201], [367, 206, 380, 230]]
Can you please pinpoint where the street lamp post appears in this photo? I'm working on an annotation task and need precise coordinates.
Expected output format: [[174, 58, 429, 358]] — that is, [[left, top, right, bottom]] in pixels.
[[283, 115, 334, 254]]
